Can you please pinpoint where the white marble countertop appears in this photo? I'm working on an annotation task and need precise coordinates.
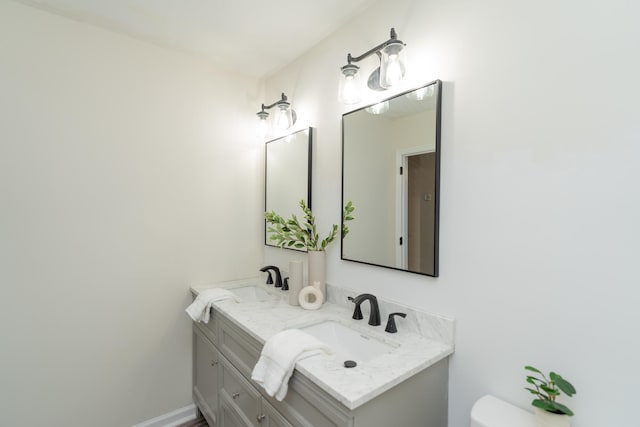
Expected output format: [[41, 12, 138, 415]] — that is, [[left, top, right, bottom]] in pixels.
[[191, 277, 454, 410]]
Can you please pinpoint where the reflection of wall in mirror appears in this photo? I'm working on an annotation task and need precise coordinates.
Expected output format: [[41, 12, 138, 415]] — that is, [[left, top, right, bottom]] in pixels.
[[265, 132, 309, 238], [391, 111, 436, 153], [343, 113, 395, 265]]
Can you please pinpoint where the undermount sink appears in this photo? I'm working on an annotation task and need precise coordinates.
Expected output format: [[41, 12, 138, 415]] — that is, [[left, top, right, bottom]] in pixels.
[[300, 320, 395, 363], [228, 285, 273, 302]]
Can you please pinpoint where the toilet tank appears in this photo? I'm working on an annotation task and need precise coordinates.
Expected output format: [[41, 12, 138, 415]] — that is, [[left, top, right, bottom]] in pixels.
[[471, 395, 536, 427]]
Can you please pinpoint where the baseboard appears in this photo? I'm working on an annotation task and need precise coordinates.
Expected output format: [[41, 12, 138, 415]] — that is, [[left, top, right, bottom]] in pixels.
[[132, 404, 198, 427]]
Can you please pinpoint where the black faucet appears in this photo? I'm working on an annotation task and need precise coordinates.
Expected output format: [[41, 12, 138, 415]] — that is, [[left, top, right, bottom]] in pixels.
[[348, 294, 381, 326], [259, 265, 283, 288], [385, 312, 407, 333]]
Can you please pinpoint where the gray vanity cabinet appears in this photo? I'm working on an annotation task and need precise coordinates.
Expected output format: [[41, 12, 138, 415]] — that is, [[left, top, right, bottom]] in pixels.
[[193, 324, 220, 427], [193, 302, 448, 427]]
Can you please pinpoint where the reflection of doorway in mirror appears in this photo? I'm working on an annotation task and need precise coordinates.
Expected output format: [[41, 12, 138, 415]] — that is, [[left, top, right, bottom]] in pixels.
[[396, 147, 436, 274]]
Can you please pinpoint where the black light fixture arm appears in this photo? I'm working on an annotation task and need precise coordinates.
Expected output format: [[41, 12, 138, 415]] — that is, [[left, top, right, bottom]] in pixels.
[[258, 93, 289, 114], [345, 28, 404, 65]]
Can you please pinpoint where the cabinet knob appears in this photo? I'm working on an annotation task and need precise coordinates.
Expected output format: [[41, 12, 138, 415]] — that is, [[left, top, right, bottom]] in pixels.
[[257, 414, 266, 423], [232, 392, 240, 399], [210, 360, 218, 367]]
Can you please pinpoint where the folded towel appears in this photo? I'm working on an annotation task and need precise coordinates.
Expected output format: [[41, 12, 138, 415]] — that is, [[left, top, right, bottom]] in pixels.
[[251, 329, 332, 401], [185, 288, 239, 323]]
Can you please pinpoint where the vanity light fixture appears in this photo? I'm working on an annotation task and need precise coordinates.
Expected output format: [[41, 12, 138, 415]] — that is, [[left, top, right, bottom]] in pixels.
[[256, 93, 297, 139], [339, 28, 406, 105]]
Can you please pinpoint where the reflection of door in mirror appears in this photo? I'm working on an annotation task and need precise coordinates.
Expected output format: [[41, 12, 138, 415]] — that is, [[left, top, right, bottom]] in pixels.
[[407, 152, 435, 272], [342, 80, 441, 276], [264, 128, 312, 251], [396, 146, 436, 272]]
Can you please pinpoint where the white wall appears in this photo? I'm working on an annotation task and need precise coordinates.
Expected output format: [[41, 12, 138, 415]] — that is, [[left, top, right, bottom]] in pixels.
[[263, 0, 640, 426], [0, 2, 263, 426]]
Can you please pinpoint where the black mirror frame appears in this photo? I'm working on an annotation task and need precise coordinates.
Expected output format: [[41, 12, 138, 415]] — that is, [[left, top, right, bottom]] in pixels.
[[340, 80, 442, 276]]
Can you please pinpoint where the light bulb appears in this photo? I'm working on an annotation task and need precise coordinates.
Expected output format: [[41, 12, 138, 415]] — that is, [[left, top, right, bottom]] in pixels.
[[339, 64, 362, 104], [256, 111, 270, 139], [342, 75, 358, 103], [365, 101, 389, 115], [275, 103, 293, 130], [380, 41, 405, 89], [257, 118, 270, 138], [384, 55, 403, 86], [408, 85, 435, 101]]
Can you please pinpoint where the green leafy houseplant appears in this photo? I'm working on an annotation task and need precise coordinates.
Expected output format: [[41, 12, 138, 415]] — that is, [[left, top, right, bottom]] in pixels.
[[525, 365, 577, 416], [265, 200, 355, 251]]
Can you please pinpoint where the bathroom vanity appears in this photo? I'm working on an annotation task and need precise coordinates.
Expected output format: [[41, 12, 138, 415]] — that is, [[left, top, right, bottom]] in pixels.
[[191, 279, 454, 427]]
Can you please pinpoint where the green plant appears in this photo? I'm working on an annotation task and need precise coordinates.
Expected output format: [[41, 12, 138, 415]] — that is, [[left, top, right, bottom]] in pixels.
[[525, 365, 576, 416], [265, 200, 355, 251]]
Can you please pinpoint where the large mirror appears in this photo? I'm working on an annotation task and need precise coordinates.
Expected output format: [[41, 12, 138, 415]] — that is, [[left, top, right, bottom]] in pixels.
[[265, 127, 313, 250], [342, 81, 441, 276]]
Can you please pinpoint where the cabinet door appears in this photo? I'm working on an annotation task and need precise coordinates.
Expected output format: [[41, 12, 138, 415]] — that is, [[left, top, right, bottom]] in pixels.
[[220, 354, 261, 426], [260, 399, 293, 427], [193, 326, 220, 424]]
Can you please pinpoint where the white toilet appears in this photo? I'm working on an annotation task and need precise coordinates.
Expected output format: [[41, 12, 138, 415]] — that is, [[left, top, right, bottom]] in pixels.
[[471, 395, 536, 427]]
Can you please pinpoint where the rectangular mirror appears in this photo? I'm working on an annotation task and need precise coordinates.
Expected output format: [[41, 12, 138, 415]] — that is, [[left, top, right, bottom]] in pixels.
[[341, 80, 441, 276], [265, 127, 313, 251]]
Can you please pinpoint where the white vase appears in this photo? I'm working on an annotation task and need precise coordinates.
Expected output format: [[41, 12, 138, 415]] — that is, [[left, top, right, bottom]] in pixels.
[[535, 408, 571, 427], [307, 250, 325, 303], [288, 260, 303, 306]]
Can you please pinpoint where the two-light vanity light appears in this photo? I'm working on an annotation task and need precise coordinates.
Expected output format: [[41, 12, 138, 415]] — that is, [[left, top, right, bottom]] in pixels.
[[256, 29, 406, 135], [256, 93, 297, 139], [339, 28, 407, 105]]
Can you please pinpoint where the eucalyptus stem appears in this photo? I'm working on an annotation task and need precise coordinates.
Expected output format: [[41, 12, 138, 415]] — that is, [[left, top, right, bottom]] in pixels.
[[265, 200, 355, 251]]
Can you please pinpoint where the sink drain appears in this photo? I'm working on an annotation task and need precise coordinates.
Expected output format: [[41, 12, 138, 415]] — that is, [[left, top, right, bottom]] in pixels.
[[343, 360, 357, 368]]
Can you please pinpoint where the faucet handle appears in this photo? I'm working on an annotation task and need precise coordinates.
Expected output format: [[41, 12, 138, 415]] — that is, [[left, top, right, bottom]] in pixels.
[[385, 312, 407, 333], [348, 296, 363, 320], [282, 277, 289, 291]]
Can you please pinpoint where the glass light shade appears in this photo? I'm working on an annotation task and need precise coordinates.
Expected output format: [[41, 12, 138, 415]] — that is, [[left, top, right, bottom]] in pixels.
[[407, 85, 435, 101], [257, 111, 271, 139], [275, 102, 294, 130], [379, 41, 406, 89], [339, 64, 362, 105], [365, 100, 389, 115]]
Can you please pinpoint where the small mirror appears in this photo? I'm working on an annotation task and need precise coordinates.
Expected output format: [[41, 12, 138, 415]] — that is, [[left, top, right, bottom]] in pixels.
[[265, 128, 313, 251], [342, 81, 441, 276]]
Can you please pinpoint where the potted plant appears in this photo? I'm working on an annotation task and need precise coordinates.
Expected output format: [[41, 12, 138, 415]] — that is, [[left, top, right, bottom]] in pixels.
[[265, 200, 355, 301], [525, 365, 576, 427], [265, 200, 354, 250]]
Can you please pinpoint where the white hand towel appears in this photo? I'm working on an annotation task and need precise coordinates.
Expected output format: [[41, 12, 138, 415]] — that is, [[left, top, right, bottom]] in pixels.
[[251, 329, 332, 401], [185, 288, 239, 323]]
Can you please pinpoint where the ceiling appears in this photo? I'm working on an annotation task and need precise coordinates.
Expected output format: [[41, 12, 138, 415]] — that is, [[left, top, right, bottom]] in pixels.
[[14, 0, 379, 77]]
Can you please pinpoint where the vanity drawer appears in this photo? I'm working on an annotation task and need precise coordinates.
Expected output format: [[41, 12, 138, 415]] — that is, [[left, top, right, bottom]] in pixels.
[[220, 393, 250, 427], [220, 353, 261, 426], [219, 317, 261, 379]]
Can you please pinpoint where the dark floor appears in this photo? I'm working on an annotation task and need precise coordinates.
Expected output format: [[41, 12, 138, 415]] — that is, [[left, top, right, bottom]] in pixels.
[[176, 415, 209, 427]]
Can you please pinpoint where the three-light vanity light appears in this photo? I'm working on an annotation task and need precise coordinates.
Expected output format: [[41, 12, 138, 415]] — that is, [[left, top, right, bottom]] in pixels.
[[339, 28, 407, 105], [256, 92, 297, 139]]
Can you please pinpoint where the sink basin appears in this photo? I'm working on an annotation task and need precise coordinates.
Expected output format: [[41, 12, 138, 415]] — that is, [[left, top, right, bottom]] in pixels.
[[228, 286, 273, 302], [300, 321, 394, 363]]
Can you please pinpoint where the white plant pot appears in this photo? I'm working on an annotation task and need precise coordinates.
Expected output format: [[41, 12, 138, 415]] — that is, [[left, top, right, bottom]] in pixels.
[[535, 408, 571, 427]]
